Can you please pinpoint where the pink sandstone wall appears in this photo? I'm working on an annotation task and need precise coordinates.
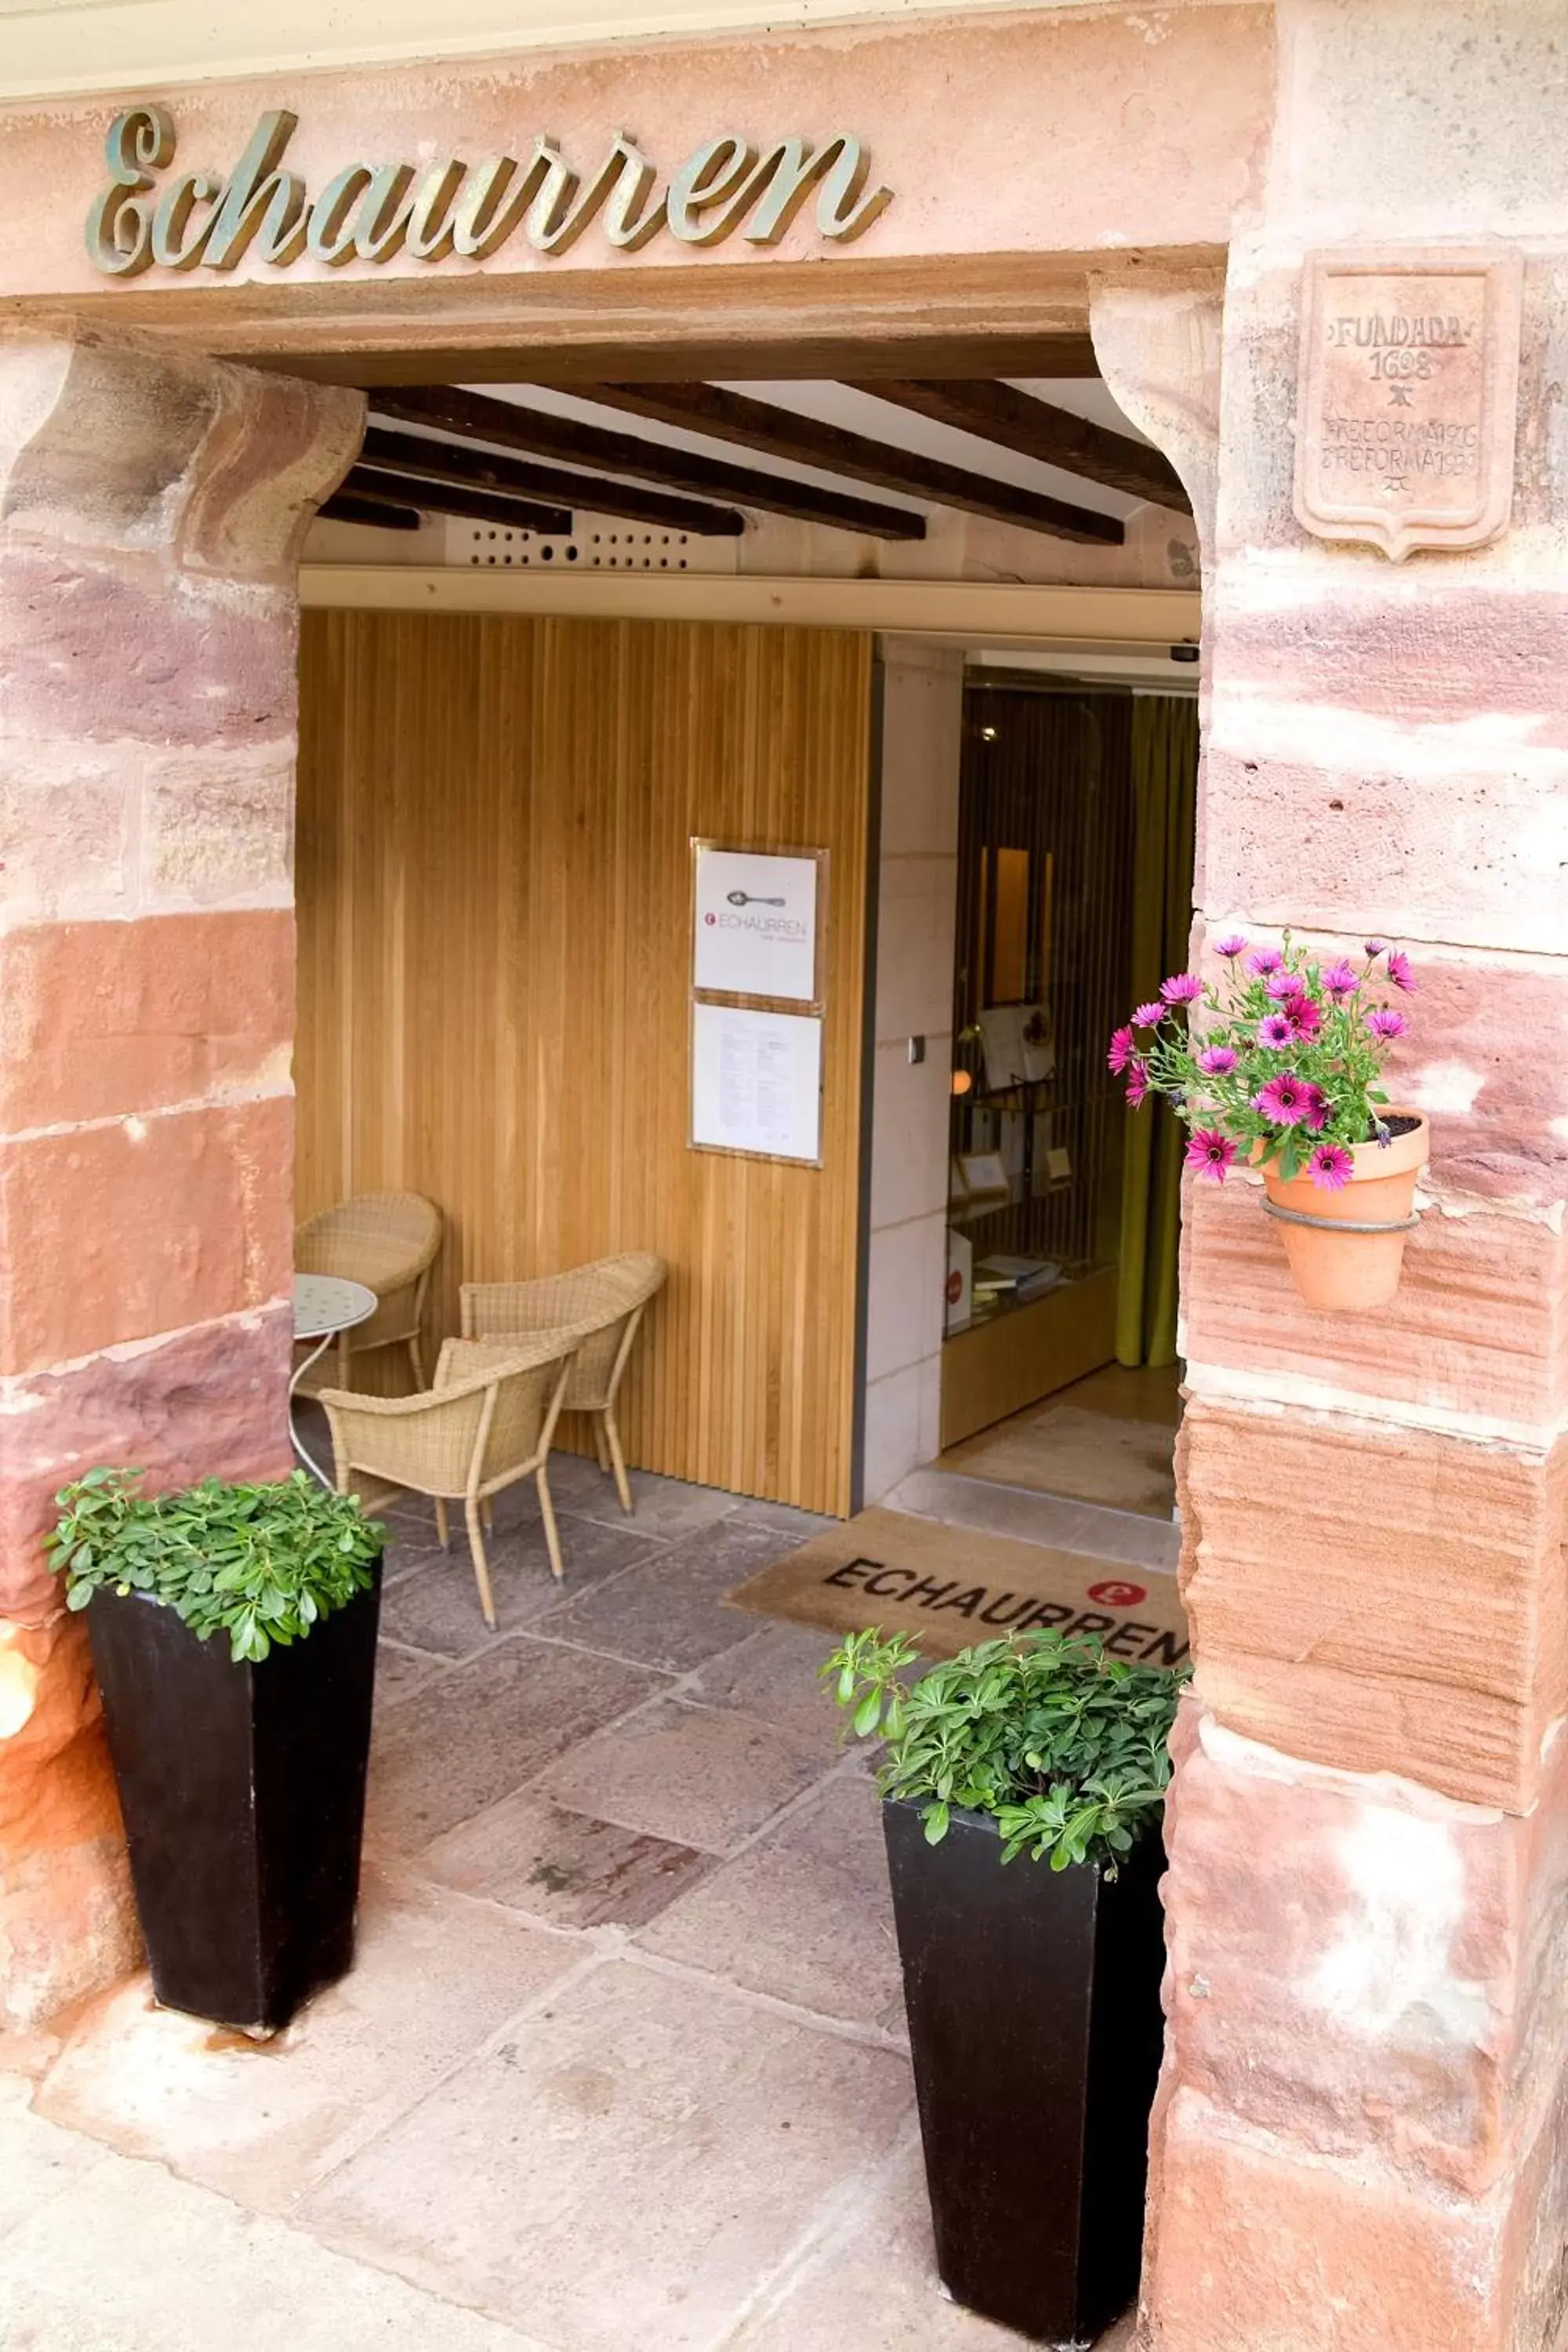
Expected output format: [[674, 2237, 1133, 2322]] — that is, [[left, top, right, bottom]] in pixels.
[[0, 5, 1271, 325], [0, 331, 360, 2027], [1093, 5, 1568, 2346]]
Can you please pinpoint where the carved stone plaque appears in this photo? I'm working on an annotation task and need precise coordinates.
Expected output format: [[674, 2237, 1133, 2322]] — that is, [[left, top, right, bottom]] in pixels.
[[1294, 246, 1523, 561]]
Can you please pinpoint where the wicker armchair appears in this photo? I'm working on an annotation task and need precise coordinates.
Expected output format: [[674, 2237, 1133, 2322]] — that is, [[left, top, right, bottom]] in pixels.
[[295, 1191, 443, 1392], [320, 1331, 588, 1628], [460, 1252, 667, 1515]]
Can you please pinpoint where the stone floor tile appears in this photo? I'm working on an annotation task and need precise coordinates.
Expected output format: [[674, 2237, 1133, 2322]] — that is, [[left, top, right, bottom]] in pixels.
[[727, 1499, 837, 1538], [34, 1873, 583, 2216], [731, 2143, 1125, 2350], [686, 1621, 848, 1750], [420, 1787, 716, 1930], [529, 1516, 802, 1673], [374, 1639, 448, 1708], [303, 1958, 913, 2352], [0, 2072, 100, 2244], [378, 1514, 659, 1660], [368, 1635, 670, 1853], [539, 1698, 833, 1855], [0, 2140, 554, 2350], [566, 1468, 742, 1541], [637, 1776, 901, 2025]]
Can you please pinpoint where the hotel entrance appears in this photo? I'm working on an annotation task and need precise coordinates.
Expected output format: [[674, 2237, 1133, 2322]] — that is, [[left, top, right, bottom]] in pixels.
[[17, 7, 1554, 2351], [935, 664, 1199, 1529]]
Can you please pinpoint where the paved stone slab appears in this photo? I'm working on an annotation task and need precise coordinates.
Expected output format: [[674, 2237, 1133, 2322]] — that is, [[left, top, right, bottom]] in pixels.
[[378, 1515, 659, 1660], [530, 1517, 803, 1673], [566, 1468, 742, 1541], [0, 2073, 99, 2245], [304, 1958, 913, 2352], [0, 2138, 551, 2350], [638, 1776, 902, 2025], [539, 1698, 833, 1856], [34, 1873, 582, 2214], [421, 1788, 716, 1930], [368, 1635, 669, 1853], [373, 1640, 447, 1708], [686, 1621, 847, 1750], [732, 2143, 1129, 2350]]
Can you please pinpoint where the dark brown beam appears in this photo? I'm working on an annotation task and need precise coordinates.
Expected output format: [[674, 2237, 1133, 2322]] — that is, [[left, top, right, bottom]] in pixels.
[[368, 385, 926, 543], [361, 424, 745, 539], [274, 335, 1105, 390], [343, 464, 571, 535], [846, 379, 1189, 513], [584, 383, 1122, 545], [320, 491, 423, 532]]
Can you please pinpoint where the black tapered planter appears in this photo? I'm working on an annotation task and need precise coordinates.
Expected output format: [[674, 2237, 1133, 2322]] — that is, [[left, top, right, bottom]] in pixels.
[[884, 1796, 1167, 2348], [87, 1562, 383, 2033]]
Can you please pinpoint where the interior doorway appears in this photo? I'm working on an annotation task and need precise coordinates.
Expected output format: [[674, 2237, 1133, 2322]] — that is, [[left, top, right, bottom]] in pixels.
[[936, 665, 1199, 1523]]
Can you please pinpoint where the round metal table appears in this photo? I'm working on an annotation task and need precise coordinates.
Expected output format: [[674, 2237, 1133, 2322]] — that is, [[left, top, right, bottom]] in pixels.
[[291, 1274, 378, 1486]]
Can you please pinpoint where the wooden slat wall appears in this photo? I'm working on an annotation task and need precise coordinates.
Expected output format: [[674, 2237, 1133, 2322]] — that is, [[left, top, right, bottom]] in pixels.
[[294, 611, 873, 1516]]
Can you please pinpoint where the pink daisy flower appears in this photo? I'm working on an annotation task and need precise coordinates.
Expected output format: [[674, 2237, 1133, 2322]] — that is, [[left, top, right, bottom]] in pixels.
[[1321, 958, 1359, 1001], [1257, 1011, 1295, 1049], [1308, 1142, 1355, 1191], [1125, 1060, 1150, 1109], [1133, 1000, 1165, 1029], [1265, 971, 1298, 1000], [1247, 948, 1284, 977], [1283, 991, 1324, 1043], [1197, 1045, 1238, 1076], [1107, 1025, 1135, 1075], [1364, 940, 1387, 960], [1301, 1083, 1330, 1132], [1185, 1129, 1236, 1184], [1365, 1007, 1407, 1043], [1214, 933, 1248, 960], [1253, 1073, 1312, 1127], [1160, 973, 1203, 1007], [1386, 950, 1417, 993]]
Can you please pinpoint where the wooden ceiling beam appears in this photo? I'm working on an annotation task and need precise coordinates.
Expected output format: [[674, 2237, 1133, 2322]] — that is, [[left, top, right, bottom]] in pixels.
[[368, 385, 926, 541], [845, 379, 1190, 512], [343, 464, 572, 535], [319, 490, 423, 532], [582, 382, 1123, 545], [361, 423, 744, 538]]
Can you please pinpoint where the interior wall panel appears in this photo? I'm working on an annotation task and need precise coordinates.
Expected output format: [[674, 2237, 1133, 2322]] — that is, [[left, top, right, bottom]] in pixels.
[[295, 609, 872, 1515]]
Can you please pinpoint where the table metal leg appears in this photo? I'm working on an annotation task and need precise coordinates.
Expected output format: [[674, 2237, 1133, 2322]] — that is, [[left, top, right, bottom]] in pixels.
[[289, 1330, 339, 1487]]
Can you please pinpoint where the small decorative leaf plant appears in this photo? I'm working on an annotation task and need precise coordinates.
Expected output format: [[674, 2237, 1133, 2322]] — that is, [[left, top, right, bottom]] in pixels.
[[823, 1627, 1189, 1874], [47, 1468, 384, 1664], [1108, 934, 1417, 1191]]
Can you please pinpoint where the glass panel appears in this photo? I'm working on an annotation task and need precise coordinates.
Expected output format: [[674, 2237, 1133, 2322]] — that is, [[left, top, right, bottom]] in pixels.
[[946, 684, 1135, 1345]]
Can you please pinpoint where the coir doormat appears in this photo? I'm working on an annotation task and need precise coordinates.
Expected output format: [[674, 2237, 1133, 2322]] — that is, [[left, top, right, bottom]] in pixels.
[[727, 1507, 1189, 1668]]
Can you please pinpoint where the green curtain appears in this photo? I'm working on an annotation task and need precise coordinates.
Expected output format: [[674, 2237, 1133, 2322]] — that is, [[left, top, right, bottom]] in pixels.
[[1116, 695, 1200, 1370]]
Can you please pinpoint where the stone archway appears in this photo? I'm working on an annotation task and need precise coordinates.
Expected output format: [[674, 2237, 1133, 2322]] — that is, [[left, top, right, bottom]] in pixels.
[[0, 332, 361, 2025]]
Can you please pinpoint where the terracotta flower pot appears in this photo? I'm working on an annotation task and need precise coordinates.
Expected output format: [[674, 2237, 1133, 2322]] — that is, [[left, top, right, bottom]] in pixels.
[[1259, 1109, 1428, 1312]]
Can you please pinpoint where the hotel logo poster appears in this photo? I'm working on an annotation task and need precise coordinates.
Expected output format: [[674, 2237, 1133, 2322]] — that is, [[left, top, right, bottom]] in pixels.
[[691, 844, 822, 1006]]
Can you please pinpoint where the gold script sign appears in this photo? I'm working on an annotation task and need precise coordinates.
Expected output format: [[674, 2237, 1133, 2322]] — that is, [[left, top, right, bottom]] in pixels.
[[1294, 245, 1523, 561], [85, 106, 894, 278]]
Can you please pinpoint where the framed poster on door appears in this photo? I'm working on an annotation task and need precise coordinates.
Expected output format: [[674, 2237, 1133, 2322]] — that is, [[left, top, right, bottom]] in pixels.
[[691, 840, 826, 1007]]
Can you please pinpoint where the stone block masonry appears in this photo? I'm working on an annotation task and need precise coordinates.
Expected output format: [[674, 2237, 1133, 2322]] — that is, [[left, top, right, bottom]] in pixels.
[[1096, 5, 1568, 2341], [0, 328, 360, 2028]]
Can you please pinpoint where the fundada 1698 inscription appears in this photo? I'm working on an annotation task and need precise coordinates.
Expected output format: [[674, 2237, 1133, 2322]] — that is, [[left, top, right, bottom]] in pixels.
[[1294, 246, 1523, 561]]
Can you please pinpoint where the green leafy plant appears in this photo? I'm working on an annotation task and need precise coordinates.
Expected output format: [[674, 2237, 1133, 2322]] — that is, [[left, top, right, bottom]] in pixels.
[[46, 1468, 384, 1664], [822, 1627, 1189, 1873]]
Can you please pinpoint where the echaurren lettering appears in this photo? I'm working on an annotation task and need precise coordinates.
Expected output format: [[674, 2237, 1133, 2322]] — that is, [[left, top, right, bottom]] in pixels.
[[85, 104, 893, 278]]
